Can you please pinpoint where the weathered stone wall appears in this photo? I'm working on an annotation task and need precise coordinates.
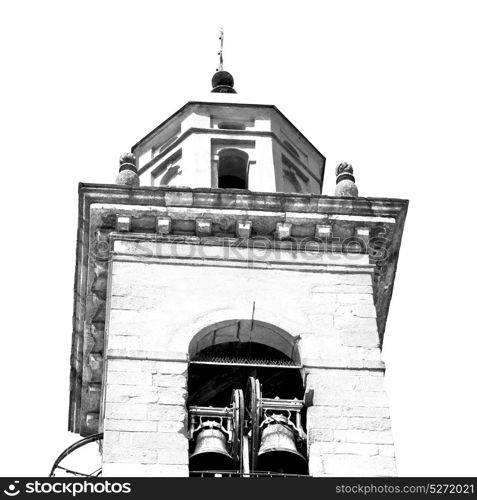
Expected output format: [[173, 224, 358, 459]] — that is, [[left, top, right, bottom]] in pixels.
[[102, 357, 189, 477], [100, 239, 395, 476], [70, 186, 407, 437], [306, 369, 395, 476]]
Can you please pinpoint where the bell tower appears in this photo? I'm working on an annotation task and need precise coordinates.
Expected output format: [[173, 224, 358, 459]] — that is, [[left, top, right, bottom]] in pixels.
[[67, 56, 407, 477]]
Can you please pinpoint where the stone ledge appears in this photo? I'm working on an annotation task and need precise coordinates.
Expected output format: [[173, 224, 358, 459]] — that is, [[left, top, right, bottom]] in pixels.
[[108, 349, 188, 362], [80, 183, 408, 217], [303, 359, 385, 371], [111, 254, 374, 275], [111, 237, 372, 267]]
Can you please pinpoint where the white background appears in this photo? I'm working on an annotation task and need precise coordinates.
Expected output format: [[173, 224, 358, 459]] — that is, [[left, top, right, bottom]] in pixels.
[[1, 0, 476, 477]]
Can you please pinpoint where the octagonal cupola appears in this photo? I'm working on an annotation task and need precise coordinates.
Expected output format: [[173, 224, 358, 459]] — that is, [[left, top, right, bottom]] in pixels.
[[130, 71, 325, 194]]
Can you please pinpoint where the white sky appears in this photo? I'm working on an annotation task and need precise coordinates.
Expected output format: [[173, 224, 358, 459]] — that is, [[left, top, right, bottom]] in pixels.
[[1, 0, 476, 477]]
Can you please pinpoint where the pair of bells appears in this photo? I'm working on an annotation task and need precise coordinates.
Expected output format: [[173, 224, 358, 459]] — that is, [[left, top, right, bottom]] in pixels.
[[189, 416, 307, 474]]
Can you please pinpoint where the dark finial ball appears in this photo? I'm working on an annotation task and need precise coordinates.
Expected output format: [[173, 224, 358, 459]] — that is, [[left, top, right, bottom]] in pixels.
[[212, 70, 234, 89], [119, 152, 136, 166]]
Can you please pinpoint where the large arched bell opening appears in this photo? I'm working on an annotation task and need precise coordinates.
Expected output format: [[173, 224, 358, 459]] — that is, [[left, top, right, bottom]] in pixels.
[[187, 320, 308, 477]]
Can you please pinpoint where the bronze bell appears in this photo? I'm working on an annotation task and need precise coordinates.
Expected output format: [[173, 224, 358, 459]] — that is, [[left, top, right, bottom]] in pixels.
[[189, 421, 235, 472], [257, 414, 308, 475]]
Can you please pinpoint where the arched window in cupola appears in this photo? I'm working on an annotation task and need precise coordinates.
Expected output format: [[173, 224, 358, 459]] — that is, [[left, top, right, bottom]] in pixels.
[[217, 148, 249, 189]]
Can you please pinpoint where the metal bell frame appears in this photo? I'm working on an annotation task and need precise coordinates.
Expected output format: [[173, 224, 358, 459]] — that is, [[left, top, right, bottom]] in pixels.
[[244, 377, 307, 475], [188, 388, 244, 473], [188, 376, 308, 476]]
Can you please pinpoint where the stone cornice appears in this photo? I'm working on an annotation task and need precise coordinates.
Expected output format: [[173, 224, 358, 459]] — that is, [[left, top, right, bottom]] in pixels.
[[78, 182, 407, 217]]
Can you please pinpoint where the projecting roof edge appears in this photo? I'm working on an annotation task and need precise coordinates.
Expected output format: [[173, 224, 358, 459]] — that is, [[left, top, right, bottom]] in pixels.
[[131, 101, 326, 162], [77, 183, 408, 217]]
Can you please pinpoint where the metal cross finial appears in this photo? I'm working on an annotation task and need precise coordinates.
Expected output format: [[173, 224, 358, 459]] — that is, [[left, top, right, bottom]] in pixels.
[[217, 28, 224, 71]]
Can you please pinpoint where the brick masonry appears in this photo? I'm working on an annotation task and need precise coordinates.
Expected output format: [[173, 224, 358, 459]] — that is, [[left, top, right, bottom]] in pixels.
[[306, 369, 396, 476], [102, 358, 189, 477]]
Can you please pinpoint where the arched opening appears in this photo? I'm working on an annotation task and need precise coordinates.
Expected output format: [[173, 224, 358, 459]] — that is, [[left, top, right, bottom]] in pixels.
[[217, 149, 249, 189], [189, 320, 301, 364], [187, 320, 308, 477]]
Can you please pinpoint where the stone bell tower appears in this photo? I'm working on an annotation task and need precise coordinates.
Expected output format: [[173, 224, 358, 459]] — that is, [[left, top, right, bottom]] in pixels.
[[68, 63, 407, 477]]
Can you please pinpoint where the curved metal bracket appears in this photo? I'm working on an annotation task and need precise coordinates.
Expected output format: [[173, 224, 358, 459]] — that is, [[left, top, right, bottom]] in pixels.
[[49, 432, 103, 477]]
